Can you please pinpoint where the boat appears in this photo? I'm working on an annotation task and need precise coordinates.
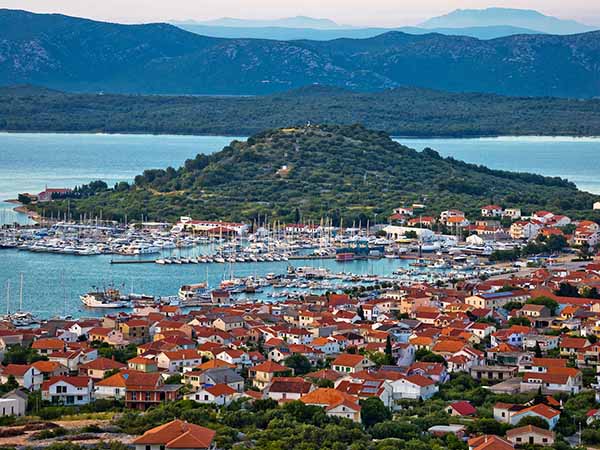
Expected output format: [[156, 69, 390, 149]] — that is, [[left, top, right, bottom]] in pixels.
[[80, 288, 130, 308], [178, 283, 210, 303]]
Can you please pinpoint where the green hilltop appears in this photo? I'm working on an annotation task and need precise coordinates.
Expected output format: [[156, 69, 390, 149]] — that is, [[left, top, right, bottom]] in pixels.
[[40, 125, 599, 224]]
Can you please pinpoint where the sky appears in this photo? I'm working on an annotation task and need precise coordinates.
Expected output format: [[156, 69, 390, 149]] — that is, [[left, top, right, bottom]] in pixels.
[[0, 0, 598, 27]]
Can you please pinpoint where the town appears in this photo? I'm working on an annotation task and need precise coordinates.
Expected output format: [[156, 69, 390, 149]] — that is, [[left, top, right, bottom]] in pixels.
[[0, 201, 600, 450]]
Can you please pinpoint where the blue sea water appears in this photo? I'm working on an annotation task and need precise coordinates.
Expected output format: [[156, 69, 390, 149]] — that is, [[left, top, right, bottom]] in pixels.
[[1, 132, 599, 318]]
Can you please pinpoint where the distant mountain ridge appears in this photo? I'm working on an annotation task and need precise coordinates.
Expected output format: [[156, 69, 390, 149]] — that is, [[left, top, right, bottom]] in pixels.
[[421, 7, 596, 34], [2, 9, 600, 97], [173, 22, 541, 41], [192, 16, 342, 29]]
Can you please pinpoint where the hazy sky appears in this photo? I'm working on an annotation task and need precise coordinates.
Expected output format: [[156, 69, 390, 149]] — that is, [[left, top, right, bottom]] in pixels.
[[1, 0, 599, 26]]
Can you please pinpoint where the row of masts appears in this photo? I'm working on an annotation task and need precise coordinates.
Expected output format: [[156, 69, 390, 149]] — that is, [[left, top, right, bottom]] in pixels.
[[4, 273, 24, 315]]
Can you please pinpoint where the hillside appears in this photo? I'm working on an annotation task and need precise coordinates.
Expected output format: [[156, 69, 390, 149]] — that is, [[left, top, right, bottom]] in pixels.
[[39, 125, 600, 224], [421, 7, 596, 34], [3, 85, 600, 137], [2, 9, 600, 97]]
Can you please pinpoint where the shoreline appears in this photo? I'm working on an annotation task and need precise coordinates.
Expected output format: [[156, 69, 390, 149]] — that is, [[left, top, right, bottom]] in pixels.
[[2, 129, 600, 140]]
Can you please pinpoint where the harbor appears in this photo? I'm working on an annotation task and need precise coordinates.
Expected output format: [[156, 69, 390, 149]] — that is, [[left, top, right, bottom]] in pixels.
[[0, 218, 520, 322]]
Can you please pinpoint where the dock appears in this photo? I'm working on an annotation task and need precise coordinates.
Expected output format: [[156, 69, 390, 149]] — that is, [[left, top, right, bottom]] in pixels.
[[110, 259, 157, 264]]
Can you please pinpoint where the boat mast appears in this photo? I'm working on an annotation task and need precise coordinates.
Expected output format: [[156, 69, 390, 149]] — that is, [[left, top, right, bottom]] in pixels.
[[5, 279, 10, 316], [19, 273, 23, 312]]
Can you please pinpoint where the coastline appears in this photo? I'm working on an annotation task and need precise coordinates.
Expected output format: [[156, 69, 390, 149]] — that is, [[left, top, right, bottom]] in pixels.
[[5, 200, 40, 223], [2, 129, 600, 140]]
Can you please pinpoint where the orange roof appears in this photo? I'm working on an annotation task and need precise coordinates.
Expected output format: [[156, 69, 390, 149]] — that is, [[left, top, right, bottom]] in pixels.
[[300, 387, 360, 410], [252, 360, 289, 373], [32, 360, 65, 373], [32, 338, 64, 350], [96, 372, 127, 388], [205, 383, 237, 397], [195, 359, 235, 371], [80, 357, 126, 371], [468, 435, 514, 450], [431, 340, 465, 353], [514, 403, 560, 420], [332, 353, 365, 367], [133, 420, 215, 449]]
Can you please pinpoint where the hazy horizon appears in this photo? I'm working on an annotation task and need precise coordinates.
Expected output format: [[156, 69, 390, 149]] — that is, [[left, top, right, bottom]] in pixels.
[[1, 0, 599, 27]]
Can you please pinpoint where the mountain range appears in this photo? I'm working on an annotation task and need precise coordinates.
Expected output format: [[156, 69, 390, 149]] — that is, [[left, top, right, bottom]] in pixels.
[[2, 9, 600, 97], [173, 23, 541, 41], [421, 8, 596, 35]]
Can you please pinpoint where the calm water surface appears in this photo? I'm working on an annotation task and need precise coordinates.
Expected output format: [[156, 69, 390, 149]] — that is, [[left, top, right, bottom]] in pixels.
[[1, 132, 599, 318]]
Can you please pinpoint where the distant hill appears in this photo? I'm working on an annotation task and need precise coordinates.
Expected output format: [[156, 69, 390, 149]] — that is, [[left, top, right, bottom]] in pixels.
[[3, 9, 600, 97], [40, 125, 599, 223], [421, 8, 596, 35], [173, 23, 541, 41], [191, 16, 342, 29], [3, 84, 600, 137]]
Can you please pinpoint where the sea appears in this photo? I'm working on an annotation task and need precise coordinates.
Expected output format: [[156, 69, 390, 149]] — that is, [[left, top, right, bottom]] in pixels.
[[1, 132, 600, 318]]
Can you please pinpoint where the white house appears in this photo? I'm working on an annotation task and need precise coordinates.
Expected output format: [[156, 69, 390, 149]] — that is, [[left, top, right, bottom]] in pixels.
[[186, 384, 239, 406], [157, 350, 202, 372], [0, 390, 28, 416], [0, 364, 43, 391], [390, 375, 438, 401], [41, 376, 94, 405]]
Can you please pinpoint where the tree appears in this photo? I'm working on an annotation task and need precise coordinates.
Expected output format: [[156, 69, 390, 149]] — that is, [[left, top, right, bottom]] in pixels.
[[508, 316, 531, 326], [384, 336, 394, 365], [556, 283, 580, 298], [357, 306, 365, 320], [359, 397, 391, 428], [415, 349, 446, 364], [503, 301, 523, 311], [527, 296, 560, 315], [284, 354, 312, 375], [516, 415, 549, 429]]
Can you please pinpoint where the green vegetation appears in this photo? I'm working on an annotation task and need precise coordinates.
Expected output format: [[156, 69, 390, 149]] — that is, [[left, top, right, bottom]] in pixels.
[[4, 85, 600, 137], [36, 125, 600, 224]]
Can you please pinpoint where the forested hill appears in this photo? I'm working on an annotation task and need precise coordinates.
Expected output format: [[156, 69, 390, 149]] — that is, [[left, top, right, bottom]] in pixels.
[[41, 125, 600, 224], [3, 85, 600, 137], [2, 9, 600, 97]]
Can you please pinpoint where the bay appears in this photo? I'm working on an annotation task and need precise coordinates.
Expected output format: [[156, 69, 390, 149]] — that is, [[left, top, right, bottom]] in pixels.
[[1, 132, 600, 319]]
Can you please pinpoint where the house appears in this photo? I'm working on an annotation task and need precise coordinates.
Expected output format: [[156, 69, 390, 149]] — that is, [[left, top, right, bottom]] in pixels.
[[157, 350, 202, 372], [213, 316, 245, 332], [37, 187, 72, 202], [118, 319, 150, 344], [447, 401, 477, 417], [88, 327, 127, 346], [521, 367, 582, 394], [468, 435, 514, 450], [249, 361, 291, 390], [481, 205, 503, 217], [31, 338, 65, 355], [390, 374, 438, 401], [466, 291, 530, 310], [41, 376, 94, 405], [122, 371, 181, 410], [128, 356, 158, 373], [215, 349, 250, 368], [0, 364, 43, 391], [132, 419, 216, 450], [300, 388, 361, 422], [186, 384, 239, 406], [332, 354, 374, 374], [510, 221, 541, 240], [79, 357, 126, 380], [470, 365, 518, 382], [265, 377, 313, 402], [184, 367, 244, 392], [0, 390, 28, 416], [506, 425, 555, 446], [495, 402, 561, 429], [517, 304, 550, 318], [32, 361, 69, 380]]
